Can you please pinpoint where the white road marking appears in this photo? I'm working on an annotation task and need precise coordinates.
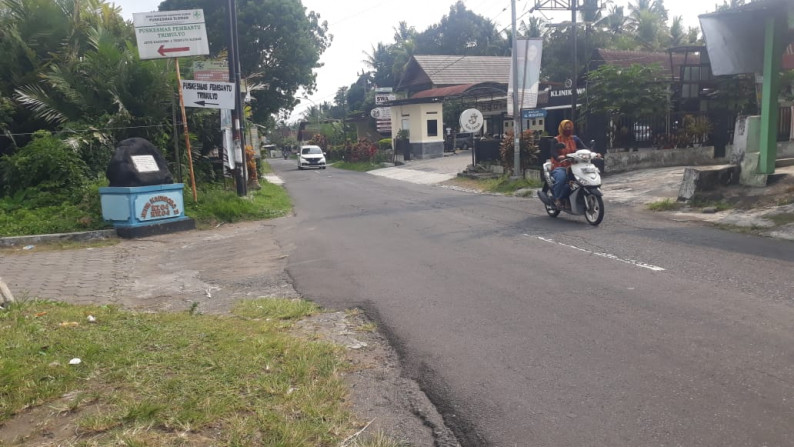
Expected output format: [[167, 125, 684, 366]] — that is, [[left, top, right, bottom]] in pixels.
[[527, 235, 666, 272]]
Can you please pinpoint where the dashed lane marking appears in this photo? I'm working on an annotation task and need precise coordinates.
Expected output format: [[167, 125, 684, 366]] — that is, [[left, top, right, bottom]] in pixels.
[[526, 234, 666, 272]]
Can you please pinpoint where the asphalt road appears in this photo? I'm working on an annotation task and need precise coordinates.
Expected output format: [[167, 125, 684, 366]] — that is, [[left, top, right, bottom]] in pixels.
[[272, 158, 794, 447]]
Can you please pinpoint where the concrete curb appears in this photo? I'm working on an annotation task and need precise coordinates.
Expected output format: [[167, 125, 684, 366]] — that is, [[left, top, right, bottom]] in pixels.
[[0, 229, 118, 248]]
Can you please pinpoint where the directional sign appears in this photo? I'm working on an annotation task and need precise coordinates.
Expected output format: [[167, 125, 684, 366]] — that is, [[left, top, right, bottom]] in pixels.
[[181, 81, 236, 109], [133, 9, 209, 60]]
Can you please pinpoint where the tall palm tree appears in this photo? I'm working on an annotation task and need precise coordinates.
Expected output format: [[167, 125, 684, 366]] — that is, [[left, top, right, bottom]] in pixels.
[[603, 5, 627, 35], [669, 16, 686, 47]]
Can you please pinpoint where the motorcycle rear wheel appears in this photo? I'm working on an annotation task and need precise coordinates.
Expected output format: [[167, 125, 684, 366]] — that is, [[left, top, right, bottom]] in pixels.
[[584, 194, 604, 226], [542, 184, 560, 217]]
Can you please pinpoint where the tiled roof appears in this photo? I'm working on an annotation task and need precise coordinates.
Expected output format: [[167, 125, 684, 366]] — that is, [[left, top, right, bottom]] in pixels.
[[402, 55, 510, 88], [410, 84, 477, 99]]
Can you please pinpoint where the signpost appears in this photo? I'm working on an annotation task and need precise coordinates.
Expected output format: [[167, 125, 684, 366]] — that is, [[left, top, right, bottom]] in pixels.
[[133, 9, 211, 203]]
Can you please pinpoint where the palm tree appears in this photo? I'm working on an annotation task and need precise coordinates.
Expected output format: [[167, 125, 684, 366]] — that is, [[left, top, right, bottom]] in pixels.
[[603, 5, 627, 35], [669, 16, 686, 47]]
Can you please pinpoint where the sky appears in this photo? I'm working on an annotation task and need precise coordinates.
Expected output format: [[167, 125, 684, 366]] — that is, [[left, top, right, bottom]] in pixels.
[[113, 0, 713, 122]]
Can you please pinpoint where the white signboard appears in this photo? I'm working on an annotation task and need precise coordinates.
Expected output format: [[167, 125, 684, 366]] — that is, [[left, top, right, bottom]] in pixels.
[[459, 109, 484, 133], [131, 155, 159, 173], [133, 9, 209, 60], [181, 81, 236, 109], [370, 107, 391, 119]]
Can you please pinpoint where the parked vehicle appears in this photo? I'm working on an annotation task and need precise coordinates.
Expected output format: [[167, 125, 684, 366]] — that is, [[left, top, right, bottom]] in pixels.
[[454, 132, 474, 150], [536, 143, 604, 226], [297, 145, 326, 170]]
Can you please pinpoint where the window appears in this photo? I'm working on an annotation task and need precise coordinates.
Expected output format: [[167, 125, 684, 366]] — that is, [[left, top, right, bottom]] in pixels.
[[427, 119, 438, 137]]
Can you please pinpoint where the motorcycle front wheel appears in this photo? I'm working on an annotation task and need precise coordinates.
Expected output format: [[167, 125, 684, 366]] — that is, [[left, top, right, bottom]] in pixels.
[[584, 194, 604, 226]]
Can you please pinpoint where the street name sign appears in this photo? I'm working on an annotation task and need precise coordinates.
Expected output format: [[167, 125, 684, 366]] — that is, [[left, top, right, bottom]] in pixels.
[[181, 81, 236, 109], [133, 9, 209, 60]]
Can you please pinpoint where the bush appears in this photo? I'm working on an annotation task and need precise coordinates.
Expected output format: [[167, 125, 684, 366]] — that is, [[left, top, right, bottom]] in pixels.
[[378, 138, 392, 151], [500, 130, 539, 174], [0, 131, 89, 197]]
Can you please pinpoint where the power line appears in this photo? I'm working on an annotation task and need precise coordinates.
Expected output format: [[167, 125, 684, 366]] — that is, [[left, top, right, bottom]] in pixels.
[[4, 124, 166, 138]]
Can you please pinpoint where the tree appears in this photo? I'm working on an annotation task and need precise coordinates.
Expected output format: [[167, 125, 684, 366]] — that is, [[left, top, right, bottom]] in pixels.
[[157, 0, 331, 122], [413, 1, 508, 56], [363, 43, 395, 88], [583, 63, 669, 117], [0, 0, 130, 154]]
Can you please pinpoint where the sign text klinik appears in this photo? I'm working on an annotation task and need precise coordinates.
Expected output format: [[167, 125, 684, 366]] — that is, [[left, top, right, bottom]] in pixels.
[[550, 87, 586, 98]]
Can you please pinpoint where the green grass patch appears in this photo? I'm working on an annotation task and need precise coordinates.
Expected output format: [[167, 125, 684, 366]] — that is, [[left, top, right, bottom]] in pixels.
[[480, 175, 541, 194], [0, 182, 110, 237], [647, 198, 684, 211], [184, 181, 291, 228], [0, 298, 363, 445], [333, 161, 382, 172]]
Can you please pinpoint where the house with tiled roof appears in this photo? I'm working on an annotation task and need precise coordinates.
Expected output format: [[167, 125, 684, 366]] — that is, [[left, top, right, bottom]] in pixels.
[[388, 55, 512, 159]]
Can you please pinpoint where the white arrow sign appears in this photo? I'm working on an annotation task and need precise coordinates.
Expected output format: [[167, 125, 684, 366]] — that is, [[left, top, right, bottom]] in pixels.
[[181, 81, 236, 109], [133, 9, 209, 60]]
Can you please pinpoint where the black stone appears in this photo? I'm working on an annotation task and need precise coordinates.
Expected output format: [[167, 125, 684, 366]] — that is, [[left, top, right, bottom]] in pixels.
[[106, 138, 173, 187]]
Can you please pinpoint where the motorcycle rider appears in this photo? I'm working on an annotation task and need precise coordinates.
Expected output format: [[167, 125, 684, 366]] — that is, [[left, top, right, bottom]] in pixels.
[[550, 120, 587, 209]]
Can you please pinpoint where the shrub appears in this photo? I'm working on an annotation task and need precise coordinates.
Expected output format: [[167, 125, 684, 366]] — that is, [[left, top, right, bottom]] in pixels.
[[500, 130, 539, 174], [0, 131, 89, 198], [344, 138, 377, 163], [378, 138, 392, 151], [308, 133, 329, 151]]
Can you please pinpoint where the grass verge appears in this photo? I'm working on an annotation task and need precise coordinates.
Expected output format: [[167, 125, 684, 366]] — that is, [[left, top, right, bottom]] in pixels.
[[184, 181, 292, 229], [0, 298, 367, 445], [444, 175, 541, 195]]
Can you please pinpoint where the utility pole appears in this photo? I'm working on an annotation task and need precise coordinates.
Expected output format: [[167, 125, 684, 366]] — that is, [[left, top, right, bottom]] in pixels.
[[571, 0, 578, 123], [510, 0, 521, 179], [227, 0, 247, 196]]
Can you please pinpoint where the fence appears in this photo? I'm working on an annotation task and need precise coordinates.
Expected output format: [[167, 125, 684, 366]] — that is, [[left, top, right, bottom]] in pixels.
[[601, 107, 791, 152]]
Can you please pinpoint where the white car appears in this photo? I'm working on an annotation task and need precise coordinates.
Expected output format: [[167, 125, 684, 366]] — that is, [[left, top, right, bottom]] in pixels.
[[297, 145, 326, 170]]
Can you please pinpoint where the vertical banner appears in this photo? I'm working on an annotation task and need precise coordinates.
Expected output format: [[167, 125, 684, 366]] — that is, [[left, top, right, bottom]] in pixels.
[[508, 38, 543, 116]]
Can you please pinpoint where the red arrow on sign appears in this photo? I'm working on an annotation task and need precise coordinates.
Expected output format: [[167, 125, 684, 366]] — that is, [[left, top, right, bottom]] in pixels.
[[158, 45, 190, 56]]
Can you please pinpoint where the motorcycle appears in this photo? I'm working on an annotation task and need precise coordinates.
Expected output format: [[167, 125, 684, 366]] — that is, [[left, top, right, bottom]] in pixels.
[[536, 144, 605, 226], [282, 150, 289, 160]]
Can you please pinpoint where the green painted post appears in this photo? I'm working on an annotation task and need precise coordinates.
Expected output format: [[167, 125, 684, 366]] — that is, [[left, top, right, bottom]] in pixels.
[[758, 15, 784, 175]]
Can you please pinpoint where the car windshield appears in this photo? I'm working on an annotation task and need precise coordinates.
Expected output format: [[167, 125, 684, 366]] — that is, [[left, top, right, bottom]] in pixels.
[[302, 147, 322, 155]]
